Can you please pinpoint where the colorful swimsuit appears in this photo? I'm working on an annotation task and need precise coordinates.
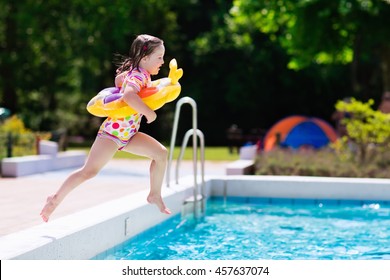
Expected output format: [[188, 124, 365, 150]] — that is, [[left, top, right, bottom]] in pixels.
[[98, 67, 151, 150]]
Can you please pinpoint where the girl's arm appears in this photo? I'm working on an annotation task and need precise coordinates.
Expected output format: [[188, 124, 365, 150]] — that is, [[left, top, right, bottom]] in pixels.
[[123, 86, 157, 123]]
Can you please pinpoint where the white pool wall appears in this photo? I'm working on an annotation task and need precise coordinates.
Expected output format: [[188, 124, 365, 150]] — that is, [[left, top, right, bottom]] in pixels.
[[212, 175, 390, 201]]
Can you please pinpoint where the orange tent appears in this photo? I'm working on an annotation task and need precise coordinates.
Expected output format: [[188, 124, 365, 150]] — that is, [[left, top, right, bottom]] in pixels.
[[263, 116, 338, 151]]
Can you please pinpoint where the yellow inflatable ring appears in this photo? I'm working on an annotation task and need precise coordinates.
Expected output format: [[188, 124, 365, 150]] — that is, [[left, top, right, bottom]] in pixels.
[[87, 59, 183, 118]]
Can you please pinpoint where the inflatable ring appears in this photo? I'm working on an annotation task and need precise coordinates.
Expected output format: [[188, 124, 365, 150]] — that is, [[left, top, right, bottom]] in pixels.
[[87, 59, 183, 118]]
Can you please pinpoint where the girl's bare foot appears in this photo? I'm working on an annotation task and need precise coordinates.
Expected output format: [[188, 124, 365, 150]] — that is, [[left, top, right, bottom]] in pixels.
[[40, 195, 59, 222], [147, 194, 171, 214]]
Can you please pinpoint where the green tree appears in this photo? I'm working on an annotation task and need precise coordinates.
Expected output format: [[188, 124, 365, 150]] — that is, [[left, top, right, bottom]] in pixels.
[[0, 0, 179, 136], [229, 0, 390, 95], [186, 0, 351, 144]]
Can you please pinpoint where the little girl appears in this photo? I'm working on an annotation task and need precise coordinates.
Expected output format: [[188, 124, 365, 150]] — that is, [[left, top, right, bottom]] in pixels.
[[40, 34, 171, 222]]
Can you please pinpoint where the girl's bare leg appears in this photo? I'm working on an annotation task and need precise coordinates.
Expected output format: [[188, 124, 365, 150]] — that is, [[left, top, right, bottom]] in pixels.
[[122, 132, 171, 214], [40, 137, 118, 222]]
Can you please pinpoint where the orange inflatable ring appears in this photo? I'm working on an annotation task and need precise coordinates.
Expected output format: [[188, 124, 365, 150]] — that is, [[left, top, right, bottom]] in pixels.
[[86, 59, 183, 118]]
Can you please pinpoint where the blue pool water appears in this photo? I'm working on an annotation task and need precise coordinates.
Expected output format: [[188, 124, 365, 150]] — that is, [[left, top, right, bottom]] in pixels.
[[94, 198, 390, 260]]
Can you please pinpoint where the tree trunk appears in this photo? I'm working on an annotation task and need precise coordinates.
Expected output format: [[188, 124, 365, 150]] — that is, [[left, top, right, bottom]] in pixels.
[[358, 144, 367, 165], [0, 3, 17, 113], [351, 33, 362, 94], [381, 45, 390, 92]]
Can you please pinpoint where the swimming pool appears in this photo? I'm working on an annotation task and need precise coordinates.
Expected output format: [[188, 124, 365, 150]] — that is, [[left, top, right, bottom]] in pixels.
[[93, 197, 390, 260], [3, 175, 390, 260]]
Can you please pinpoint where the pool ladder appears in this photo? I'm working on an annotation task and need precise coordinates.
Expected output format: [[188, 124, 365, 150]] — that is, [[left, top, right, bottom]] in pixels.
[[166, 97, 206, 218]]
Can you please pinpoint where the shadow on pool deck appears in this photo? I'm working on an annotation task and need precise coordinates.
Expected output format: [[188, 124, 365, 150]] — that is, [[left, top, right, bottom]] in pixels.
[[0, 159, 228, 237]]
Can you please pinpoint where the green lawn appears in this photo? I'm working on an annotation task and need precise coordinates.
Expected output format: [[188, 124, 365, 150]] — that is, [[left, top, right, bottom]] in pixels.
[[70, 146, 240, 161]]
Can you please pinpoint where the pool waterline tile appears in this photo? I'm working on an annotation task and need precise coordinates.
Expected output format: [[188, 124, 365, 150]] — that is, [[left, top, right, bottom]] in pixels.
[[211, 196, 390, 207]]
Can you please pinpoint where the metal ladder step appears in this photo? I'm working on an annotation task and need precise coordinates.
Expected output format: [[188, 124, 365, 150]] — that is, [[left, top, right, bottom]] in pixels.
[[182, 195, 206, 219]]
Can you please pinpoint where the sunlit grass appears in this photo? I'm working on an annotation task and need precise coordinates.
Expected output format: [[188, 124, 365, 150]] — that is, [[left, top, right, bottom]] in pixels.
[[116, 146, 240, 161], [70, 146, 239, 161]]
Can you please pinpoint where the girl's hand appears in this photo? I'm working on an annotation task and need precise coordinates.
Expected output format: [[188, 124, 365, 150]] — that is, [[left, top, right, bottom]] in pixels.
[[123, 86, 157, 122], [115, 71, 128, 88], [145, 111, 157, 123]]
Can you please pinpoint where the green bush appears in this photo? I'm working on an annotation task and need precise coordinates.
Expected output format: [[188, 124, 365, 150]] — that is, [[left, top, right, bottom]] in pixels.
[[0, 132, 7, 159], [255, 148, 390, 178], [335, 98, 390, 164], [0, 115, 51, 160]]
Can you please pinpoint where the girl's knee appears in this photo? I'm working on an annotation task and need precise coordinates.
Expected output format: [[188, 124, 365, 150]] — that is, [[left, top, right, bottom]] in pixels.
[[79, 167, 100, 180], [154, 146, 168, 162]]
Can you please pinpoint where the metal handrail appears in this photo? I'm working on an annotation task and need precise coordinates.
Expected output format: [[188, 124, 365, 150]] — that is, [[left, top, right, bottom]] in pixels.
[[166, 97, 205, 217], [175, 128, 205, 186], [176, 129, 205, 214], [166, 97, 198, 187]]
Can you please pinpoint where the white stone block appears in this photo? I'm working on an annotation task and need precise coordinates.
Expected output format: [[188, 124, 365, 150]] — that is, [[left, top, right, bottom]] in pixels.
[[226, 159, 255, 175], [39, 140, 58, 156], [239, 145, 257, 160], [1, 155, 53, 177], [52, 151, 87, 170]]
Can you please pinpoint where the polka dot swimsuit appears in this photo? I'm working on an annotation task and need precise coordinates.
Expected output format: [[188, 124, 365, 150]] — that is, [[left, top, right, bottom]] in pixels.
[[98, 114, 142, 149], [98, 67, 150, 150]]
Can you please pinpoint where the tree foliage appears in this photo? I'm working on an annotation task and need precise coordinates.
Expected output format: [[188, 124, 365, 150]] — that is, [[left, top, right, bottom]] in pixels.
[[1, 0, 390, 146], [335, 98, 390, 163], [0, 0, 179, 134], [229, 0, 390, 94]]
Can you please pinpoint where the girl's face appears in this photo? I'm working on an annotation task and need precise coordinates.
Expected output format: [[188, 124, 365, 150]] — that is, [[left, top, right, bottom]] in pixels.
[[140, 44, 165, 75]]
